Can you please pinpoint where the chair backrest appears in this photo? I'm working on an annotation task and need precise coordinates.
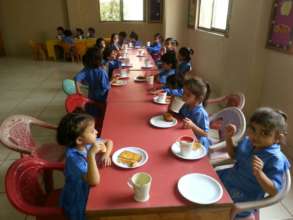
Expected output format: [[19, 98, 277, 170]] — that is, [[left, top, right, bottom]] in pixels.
[[0, 115, 57, 155], [65, 94, 94, 113], [5, 157, 63, 216], [231, 169, 291, 220], [62, 79, 76, 95], [209, 107, 246, 143], [74, 41, 87, 57]]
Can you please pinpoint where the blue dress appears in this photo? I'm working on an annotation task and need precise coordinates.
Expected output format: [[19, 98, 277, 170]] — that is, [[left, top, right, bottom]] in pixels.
[[158, 69, 176, 84], [74, 67, 110, 102], [217, 137, 291, 217], [147, 42, 161, 55], [177, 61, 191, 81], [179, 103, 211, 149]]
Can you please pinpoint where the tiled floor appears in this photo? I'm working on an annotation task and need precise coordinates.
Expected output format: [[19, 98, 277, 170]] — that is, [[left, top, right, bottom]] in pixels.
[[0, 57, 292, 220]]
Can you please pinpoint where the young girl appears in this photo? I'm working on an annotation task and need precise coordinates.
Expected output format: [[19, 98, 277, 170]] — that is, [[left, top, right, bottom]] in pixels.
[[74, 47, 113, 103], [179, 77, 211, 149], [87, 27, 96, 38], [57, 112, 113, 220], [161, 37, 178, 55], [75, 28, 84, 39], [177, 47, 193, 81], [96, 38, 106, 51], [118, 31, 128, 49], [157, 51, 177, 84], [217, 107, 291, 218], [147, 33, 163, 57], [103, 46, 122, 79], [56, 26, 65, 40], [109, 33, 120, 51], [129, 31, 142, 47]]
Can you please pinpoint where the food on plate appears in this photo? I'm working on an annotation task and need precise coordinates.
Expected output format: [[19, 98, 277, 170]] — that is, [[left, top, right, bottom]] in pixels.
[[163, 112, 174, 122], [118, 150, 142, 167]]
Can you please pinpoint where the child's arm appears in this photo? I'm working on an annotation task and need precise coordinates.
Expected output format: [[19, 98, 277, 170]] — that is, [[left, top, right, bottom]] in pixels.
[[75, 81, 83, 95], [183, 118, 208, 137], [86, 142, 105, 185], [252, 155, 278, 196], [224, 124, 237, 158], [100, 139, 114, 167]]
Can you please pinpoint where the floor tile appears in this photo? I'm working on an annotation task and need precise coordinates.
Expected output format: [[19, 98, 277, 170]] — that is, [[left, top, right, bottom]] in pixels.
[[260, 202, 292, 220], [0, 193, 26, 220]]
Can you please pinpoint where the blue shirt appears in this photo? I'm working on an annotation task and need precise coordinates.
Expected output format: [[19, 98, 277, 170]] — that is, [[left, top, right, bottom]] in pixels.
[[147, 42, 161, 54], [74, 67, 110, 102], [158, 69, 176, 84], [60, 145, 90, 220], [177, 61, 192, 78], [217, 137, 290, 217], [107, 59, 121, 79], [63, 36, 74, 45], [162, 87, 183, 96], [179, 103, 211, 149]]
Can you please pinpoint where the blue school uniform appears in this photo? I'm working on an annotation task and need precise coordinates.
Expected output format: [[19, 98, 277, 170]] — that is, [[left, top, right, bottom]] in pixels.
[[147, 42, 162, 54], [130, 40, 142, 48], [74, 67, 110, 102], [177, 61, 192, 78], [217, 137, 291, 217], [158, 69, 176, 84], [63, 36, 74, 45], [107, 59, 121, 79], [60, 139, 102, 220], [162, 87, 183, 96], [179, 103, 211, 149]]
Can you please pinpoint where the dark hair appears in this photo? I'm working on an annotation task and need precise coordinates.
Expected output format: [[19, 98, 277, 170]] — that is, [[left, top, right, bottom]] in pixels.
[[88, 27, 95, 33], [250, 107, 288, 135], [57, 112, 95, 147], [96, 38, 105, 49], [154, 33, 163, 43], [76, 28, 84, 35], [129, 31, 138, 41], [179, 47, 194, 62], [110, 33, 118, 43], [82, 47, 103, 68], [161, 51, 177, 69], [57, 26, 64, 32], [64, 29, 73, 37], [183, 77, 211, 107], [103, 46, 118, 60], [165, 37, 179, 47], [119, 31, 127, 38]]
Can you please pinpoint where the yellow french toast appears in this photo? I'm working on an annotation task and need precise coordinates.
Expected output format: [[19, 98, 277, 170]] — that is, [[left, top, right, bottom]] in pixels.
[[118, 150, 142, 167]]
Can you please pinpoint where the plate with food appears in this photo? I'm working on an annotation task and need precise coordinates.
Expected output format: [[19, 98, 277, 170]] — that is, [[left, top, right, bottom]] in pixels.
[[112, 147, 148, 168], [149, 113, 177, 128], [153, 96, 170, 105], [171, 142, 207, 160], [134, 75, 147, 82], [112, 80, 128, 86]]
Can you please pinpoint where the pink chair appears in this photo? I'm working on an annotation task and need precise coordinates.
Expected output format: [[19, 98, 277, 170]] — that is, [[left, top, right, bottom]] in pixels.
[[0, 115, 65, 162], [208, 107, 246, 165], [207, 93, 246, 112], [215, 165, 291, 220], [5, 157, 66, 220]]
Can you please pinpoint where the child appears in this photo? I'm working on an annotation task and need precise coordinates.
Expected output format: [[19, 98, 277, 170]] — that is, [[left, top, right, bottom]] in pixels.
[[63, 29, 74, 45], [75, 28, 84, 39], [103, 46, 122, 79], [109, 33, 120, 51], [157, 51, 177, 84], [161, 37, 178, 55], [179, 77, 211, 149], [217, 107, 291, 218], [56, 26, 65, 40], [87, 27, 96, 38], [177, 47, 193, 82], [74, 47, 112, 103], [118, 31, 128, 49], [129, 31, 142, 48], [147, 33, 163, 56], [57, 111, 113, 220], [96, 38, 106, 51]]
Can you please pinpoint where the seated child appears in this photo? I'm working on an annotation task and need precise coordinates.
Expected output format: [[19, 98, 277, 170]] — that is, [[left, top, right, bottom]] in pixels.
[[129, 31, 142, 47], [217, 107, 291, 218], [147, 33, 163, 57], [156, 51, 177, 84], [103, 46, 122, 79], [74, 47, 111, 103], [118, 31, 128, 49], [179, 77, 211, 150], [63, 29, 74, 45], [96, 38, 106, 52], [56, 26, 65, 40], [57, 111, 113, 220], [161, 37, 178, 55], [75, 28, 84, 39], [109, 33, 120, 51], [87, 27, 96, 38]]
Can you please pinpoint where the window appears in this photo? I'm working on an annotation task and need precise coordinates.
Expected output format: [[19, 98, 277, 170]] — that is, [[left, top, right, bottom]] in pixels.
[[198, 0, 231, 33], [99, 0, 144, 22]]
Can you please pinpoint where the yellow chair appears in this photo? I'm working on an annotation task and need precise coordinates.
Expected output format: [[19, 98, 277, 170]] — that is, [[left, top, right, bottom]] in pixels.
[[29, 40, 47, 61], [73, 41, 87, 63]]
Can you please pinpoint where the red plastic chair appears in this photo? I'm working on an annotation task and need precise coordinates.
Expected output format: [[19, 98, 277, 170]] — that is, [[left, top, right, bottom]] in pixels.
[[0, 115, 65, 162], [5, 157, 66, 220], [65, 94, 106, 131]]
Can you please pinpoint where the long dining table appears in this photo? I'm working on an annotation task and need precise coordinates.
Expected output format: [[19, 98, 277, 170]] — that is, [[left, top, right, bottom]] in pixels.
[[86, 48, 233, 220]]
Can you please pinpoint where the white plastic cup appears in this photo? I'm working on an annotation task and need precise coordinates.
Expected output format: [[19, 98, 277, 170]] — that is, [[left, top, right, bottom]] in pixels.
[[144, 58, 150, 67], [120, 69, 128, 77], [146, 75, 154, 85], [147, 41, 151, 47], [178, 136, 194, 157], [128, 172, 152, 202], [158, 91, 167, 103], [169, 96, 185, 113]]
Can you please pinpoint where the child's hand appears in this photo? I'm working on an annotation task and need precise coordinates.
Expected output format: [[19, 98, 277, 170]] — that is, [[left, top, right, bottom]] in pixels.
[[225, 124, 237, 138], [100, 154, 112, 167], [150, 89, 163, 95], [182, 118, 195, 129], [89, 142, 106, 155], [252, 155, 264, 177]]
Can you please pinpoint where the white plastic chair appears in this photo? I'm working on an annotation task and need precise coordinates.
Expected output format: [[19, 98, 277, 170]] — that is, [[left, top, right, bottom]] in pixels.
[[208, 107, 246, 165], [215, 165, 291, 220]]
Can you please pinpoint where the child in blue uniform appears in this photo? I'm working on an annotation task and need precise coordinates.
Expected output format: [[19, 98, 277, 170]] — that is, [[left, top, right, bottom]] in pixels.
[[217, 107, 290, 218], [118, 31, 128, 49], [109, 33, 120, 51], [147, 33, 163, 59], [129, 31, 142, 47], [96, 38, 106, 52], [157, 51, 177, 84], [57, 112, 113, 220], [103, 46, 122, 79], [179, 77, 211, 149], [177, 47, 193, 81]]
